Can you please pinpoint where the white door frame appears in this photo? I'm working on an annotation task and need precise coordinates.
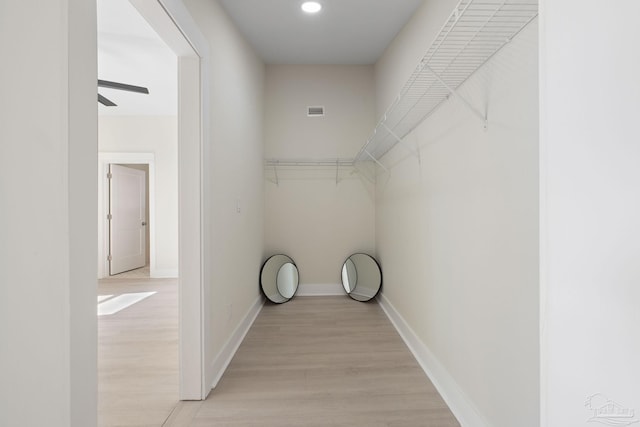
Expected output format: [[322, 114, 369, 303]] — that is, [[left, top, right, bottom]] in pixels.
[[128, 0, 211, 400], [98, 153, 155, 279]]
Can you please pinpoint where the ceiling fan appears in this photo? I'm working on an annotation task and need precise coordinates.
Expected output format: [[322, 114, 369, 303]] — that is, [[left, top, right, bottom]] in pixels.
[[98, 79, 149, 107]]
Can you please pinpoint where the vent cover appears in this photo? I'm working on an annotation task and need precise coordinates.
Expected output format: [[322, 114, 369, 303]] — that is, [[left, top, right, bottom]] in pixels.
[[307, 106, 324, 117]]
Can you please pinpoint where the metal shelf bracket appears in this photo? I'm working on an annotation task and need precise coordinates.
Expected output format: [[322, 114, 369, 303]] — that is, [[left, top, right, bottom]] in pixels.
[[363, 150, 389, 174], [424, 65, 488, 130], [381, 122, 421, 161], [273, 161, 279, 186]]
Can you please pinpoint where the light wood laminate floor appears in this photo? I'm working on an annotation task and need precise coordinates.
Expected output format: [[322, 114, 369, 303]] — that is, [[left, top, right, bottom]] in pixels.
[[168, 296, 460, 427], [98, 277, 179, 427]]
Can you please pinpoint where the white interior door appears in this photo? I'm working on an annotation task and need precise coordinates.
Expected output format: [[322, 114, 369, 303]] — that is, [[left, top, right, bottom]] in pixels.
[[109, 164, 147, 275]]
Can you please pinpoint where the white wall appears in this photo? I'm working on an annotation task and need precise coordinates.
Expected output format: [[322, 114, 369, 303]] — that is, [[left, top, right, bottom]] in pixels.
[[182, 0, 265, 392], [540, 1, 640, 425], [265, 65, 375, 158], [98, 116, 178, 277], [374, 2, 539, 426], [0, 0, 97, 426], [264, 65, 376, 290]]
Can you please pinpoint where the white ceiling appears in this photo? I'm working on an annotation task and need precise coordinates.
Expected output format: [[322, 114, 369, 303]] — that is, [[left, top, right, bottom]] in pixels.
[[218, 0, 424, 64], [97, 0, 177, 116]]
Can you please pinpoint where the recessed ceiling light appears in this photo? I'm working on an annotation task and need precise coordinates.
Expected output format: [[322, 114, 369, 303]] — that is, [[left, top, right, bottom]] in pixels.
[[301, 1, 322, 14]]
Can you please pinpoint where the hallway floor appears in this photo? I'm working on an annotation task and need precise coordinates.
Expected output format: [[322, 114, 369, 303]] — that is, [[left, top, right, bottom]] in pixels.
[[165, 296, 459, 427], [97, 286, 459, 427]]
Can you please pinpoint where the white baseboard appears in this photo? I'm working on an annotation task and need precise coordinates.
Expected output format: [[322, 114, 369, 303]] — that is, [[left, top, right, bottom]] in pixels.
[[208, 295, 264, 391], [150, 268, 179, 278], [377, 293, 490, 427], [296, 283, 345, 296]]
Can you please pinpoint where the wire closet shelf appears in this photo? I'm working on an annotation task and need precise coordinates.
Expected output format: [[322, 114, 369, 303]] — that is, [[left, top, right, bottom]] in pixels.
[[355, 0, 538, 163], [264, 158, 357, 186]]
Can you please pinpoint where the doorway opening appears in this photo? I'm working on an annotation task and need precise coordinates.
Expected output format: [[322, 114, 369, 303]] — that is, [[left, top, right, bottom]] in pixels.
[[96, 1, 207, 425], [97, 150, 176, 425]]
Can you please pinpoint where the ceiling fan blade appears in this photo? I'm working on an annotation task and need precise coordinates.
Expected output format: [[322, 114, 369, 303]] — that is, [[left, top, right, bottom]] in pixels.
[[98, 93, 117, 107], [98, 79, 149, 94]]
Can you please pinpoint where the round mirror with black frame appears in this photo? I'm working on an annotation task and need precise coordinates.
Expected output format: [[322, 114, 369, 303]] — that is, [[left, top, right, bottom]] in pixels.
[[260, 254, 299, 304], [341, 253, 382, 302]]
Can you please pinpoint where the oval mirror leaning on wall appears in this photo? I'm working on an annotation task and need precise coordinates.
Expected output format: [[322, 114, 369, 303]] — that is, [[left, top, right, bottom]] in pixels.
[[260, 254, 299, 303], [341, 253, 382, 302]]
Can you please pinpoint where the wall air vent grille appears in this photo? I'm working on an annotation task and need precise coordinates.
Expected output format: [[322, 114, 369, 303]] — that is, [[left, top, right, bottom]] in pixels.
[[307, 106, 324, 117]]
